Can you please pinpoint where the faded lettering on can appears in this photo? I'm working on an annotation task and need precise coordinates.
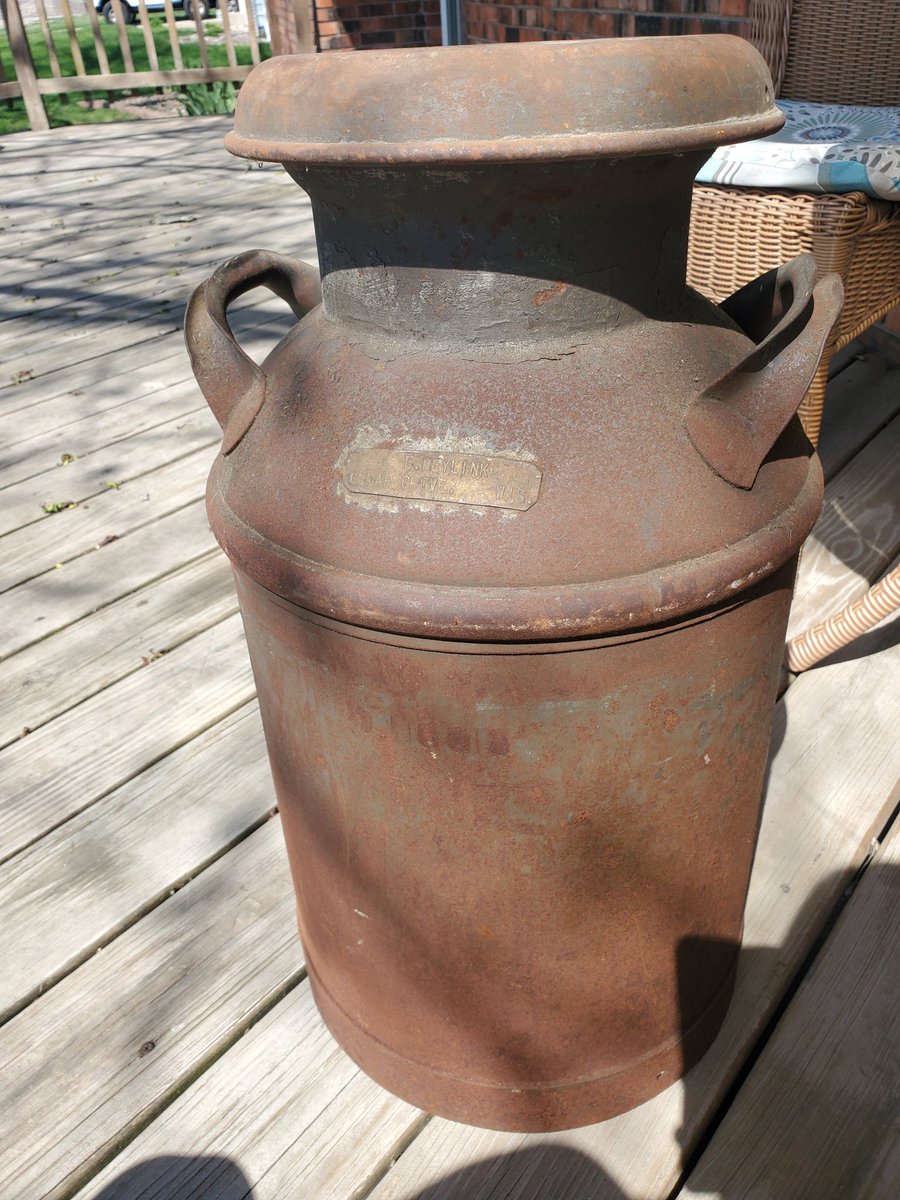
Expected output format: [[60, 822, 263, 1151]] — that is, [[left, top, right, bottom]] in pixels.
[[342, 448, 542, 511]]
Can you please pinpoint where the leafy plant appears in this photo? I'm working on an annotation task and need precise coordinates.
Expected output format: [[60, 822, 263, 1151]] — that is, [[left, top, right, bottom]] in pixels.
[[179, 81, 237, 117]]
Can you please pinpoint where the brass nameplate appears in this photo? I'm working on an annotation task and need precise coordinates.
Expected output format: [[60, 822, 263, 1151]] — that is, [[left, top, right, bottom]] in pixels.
[[343, 449, 541, 511]]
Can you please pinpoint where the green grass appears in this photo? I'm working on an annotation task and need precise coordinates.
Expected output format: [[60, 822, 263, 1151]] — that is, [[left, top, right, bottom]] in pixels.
[[0, 14, 269, 133]]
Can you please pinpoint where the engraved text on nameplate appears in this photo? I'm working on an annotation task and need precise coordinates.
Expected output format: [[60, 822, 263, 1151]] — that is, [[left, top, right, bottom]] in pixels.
[[343, 449, 542, 511]]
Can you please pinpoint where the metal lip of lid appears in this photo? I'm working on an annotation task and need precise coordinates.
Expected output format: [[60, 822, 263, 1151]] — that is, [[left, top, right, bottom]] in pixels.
[[224, 36, 783, 166]]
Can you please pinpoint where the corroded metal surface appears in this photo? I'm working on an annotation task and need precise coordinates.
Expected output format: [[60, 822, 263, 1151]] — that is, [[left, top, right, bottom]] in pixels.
[[223, 36, 782, 163], [185, 37, 842, 1131], [235, 564, 795, 1132]]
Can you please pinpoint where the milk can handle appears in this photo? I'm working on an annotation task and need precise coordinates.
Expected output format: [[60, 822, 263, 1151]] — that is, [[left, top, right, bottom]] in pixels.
[[684, 255, 843, 489], [185, 249, 321, 455]]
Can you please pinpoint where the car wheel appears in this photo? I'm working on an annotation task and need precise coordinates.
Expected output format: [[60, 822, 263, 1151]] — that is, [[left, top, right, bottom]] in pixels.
[[102, 1, 136, 22], [185, 0, 211, 19]]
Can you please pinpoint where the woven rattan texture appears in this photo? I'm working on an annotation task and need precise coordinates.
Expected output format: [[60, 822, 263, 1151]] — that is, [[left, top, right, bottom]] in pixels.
[[688, 189, 900, 340], [779, 0, 900, 106], [750, 0, 792, 94], [752, 0, 900, 106]]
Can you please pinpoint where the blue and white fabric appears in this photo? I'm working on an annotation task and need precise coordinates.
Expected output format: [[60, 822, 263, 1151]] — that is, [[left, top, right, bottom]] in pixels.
[[696, 100, 900, 201]]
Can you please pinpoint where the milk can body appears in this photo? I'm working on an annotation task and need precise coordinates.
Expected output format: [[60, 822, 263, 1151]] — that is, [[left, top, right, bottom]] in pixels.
[[186, 37, 841, 1131]]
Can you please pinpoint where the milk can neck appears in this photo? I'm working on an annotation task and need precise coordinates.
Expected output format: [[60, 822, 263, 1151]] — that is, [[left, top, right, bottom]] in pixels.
[[288, 157, 701, 346]]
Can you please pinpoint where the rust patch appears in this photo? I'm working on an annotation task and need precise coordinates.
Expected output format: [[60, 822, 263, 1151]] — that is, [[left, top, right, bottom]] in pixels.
[[532, 282, 567, 307]]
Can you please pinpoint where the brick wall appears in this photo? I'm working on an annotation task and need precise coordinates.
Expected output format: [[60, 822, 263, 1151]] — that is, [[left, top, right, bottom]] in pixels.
[[463, 1, 752, 45], [314, 0, 443, 51], [312, 0, 751, 55]]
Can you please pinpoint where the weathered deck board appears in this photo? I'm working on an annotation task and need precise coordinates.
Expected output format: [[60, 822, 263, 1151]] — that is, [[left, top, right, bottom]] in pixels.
[[0, 117, 897, 1200], [0, 208, 316, 359], [0, 407, 217, 538], [0, 138, 247, 221], [0, 612, 253, 863], [1, 149, 242, 223], [75, 989, 426, 1200], [4, 176, 287, 243], [816, 351, 900, 481], [0, 115, 237, 174], [0, 123, 243, 186], [0, 551, 235, 748], [679, 824, 900, 1200], [2, 191, 311, 302], [0, 818, 299, 1200], [0, 305, 288, 465], [0, 499, 216, 659], [63, 614, 900, 1200], [0, 323, 183, 409], [0, 443, 215, 591], [0, 368, 199, 479], [788, 414, 900, 639], [1, 144, 312, 396], [5, 163, 282, 250], [0, 702, 270, 1024]]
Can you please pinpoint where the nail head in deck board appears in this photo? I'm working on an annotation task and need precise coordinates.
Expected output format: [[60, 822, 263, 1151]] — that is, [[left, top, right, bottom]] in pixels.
[[679, 825, 900, 1200], [0, 499, 216, 661], [0, 702, 272, 1025], [361, 624, 900, 1200], [0, 819, 299, 1200], [788, 415, 900, 639], [0, 551, 236, 748], [0, 612, 254, 865]]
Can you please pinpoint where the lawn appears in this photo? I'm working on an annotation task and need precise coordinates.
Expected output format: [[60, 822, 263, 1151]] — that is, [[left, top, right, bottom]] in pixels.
[[0, 12, 269, 133]]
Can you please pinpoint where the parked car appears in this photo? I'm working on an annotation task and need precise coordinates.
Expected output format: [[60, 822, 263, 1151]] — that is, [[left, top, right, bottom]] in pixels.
[[98, 0, 215, 23]]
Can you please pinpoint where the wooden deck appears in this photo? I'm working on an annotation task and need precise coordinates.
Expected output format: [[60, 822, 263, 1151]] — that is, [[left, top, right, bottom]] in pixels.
[[1, 117, 898, 1200]]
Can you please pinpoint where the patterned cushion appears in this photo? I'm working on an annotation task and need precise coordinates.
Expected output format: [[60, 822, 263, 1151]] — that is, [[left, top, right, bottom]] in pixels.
[[696, 101, 900, 201]]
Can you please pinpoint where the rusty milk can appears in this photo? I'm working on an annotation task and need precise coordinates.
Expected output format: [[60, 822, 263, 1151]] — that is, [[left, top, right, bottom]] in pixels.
[[185, 37, 842, 1132]]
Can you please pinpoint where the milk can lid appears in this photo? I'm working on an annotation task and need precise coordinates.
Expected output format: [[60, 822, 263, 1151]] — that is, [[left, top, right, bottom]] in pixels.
[[225, 36, 782, 166]]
